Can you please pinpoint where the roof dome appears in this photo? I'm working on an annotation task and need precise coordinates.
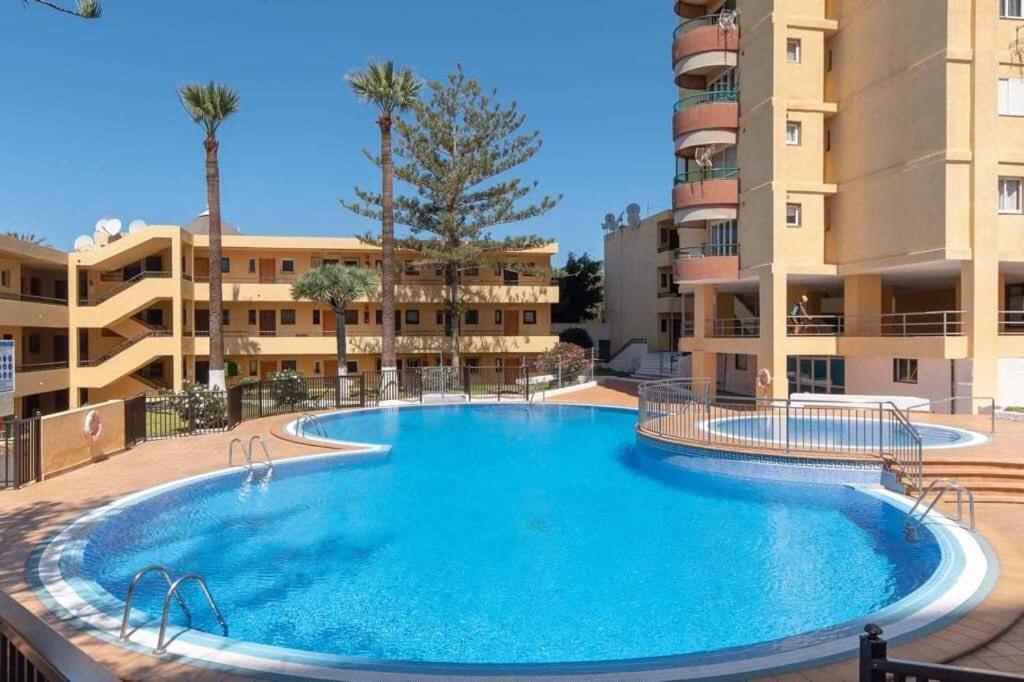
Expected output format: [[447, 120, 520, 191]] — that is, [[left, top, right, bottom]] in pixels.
[[183, 208, 241, 236]]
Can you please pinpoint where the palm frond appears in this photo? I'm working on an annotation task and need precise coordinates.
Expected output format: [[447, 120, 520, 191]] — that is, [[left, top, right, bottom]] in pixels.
[[24, 0, 101, 18], [178, 82, 240, 137], [290, 264, 380, 308], [3, 231, 49, 246], [346, 60, 422, 114]]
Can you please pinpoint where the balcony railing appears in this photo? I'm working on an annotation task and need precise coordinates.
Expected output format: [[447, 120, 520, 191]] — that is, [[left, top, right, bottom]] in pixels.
[[787, 314, 844, 336], [658, 291, 681, 298], [845, 310, 964, 337], [999, 310, 1024, 334], [78, 270, 172, 306], [15, 361, 69, 372], [0, 290, 67, 306], [191, 328, 554, 339], [674, 167, 739, 185], [673, 13, 732, 39], [708, 317, 760, 337], [674, 89, 739, 111], [675, 243, 739, 259], [78, 330, 173, 367]]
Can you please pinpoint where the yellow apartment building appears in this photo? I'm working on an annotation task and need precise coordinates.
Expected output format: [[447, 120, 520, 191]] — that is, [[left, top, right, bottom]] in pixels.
[[666, 0, 1024, 408], [1, 215, 559, 415]]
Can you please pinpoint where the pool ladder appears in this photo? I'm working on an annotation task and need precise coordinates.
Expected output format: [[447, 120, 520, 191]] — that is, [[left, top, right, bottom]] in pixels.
[[905, 478, 976, 537], [119, 565, 228, 654], [228, 435, 274, 470], [295, 412, 328, 439]]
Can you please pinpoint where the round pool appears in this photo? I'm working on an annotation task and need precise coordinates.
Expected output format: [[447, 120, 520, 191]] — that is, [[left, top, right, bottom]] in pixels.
[[35, 404, 995, 680], [704, 415, 987, 450]]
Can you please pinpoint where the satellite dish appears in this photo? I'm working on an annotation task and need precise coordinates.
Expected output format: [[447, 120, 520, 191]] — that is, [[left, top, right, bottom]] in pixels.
[[104, 218, 122, 236], [626, 203, 642, 229], [94, 218, 109, 234], [128, 219, 147, 234], [73, 235, 95, 253]]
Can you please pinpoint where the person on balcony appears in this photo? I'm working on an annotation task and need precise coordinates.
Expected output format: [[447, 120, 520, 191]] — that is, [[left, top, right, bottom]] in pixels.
[[789, 295, 810, 334]]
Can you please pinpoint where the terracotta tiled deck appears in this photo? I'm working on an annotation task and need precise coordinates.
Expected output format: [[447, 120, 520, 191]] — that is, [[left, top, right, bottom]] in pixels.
[[0, 389, 1022, 680]]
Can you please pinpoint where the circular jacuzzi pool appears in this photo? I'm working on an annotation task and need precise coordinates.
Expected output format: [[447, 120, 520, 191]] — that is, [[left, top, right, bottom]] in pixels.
[[34, 404, 996, 680]]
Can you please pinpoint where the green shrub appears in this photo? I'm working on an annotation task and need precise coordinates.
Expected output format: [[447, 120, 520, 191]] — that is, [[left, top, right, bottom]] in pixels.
[[164, 382, 226, 429], [267, 369, 308, 406], [558, 327, 594, 349]]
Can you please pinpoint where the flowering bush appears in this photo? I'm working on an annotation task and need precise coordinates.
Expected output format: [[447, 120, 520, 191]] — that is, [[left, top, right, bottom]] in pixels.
[[164, 382, 226, 429], [531, 342, 589, 378], [267, 369, 308, 406]]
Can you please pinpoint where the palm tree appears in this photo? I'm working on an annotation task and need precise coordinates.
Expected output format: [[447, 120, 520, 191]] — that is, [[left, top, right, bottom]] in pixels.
[[21, 0, 101, 18], [3, 231, 49, 246], [343, 61, 421, 373], [291, 265, 379, 382], [179, 81, 240, 391]]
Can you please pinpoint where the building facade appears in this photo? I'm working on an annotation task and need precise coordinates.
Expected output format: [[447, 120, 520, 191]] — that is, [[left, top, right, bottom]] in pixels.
[[671, 0, 1024, 407], [0, 219, 559, 416]]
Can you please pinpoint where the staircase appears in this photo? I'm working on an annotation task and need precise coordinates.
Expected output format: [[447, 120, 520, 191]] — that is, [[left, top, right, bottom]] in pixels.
[[632, 352, 690, 379], [920, 460, 1024, 504]]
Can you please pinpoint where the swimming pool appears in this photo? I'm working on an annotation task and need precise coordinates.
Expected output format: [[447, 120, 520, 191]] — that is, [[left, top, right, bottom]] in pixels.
[[35, 404, 995, 680], [704, 415, 987, 450]]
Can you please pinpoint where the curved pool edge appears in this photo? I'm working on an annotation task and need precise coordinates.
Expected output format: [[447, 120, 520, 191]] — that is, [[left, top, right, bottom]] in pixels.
[[28, 403, 1000, 681]]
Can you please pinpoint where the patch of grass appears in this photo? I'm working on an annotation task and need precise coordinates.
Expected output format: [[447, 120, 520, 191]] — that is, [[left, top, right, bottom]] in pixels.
[[1004, 406, 1024, 413]]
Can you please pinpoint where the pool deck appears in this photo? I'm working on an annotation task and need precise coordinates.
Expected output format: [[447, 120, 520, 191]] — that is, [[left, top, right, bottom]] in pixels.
[[0, 387, 1020, 680]]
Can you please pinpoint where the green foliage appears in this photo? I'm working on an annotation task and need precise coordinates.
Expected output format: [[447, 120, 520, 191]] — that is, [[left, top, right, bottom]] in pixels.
[[531, 342, 589, 378], [267, 369, 308, 406], [226, 360, 239, 378], [553, 252, 603, 323], [346, 61, 422, 118], [3, 231, 49, 246], [164, 383, 226, 429], [558, 326, 594, 349], [178, 82, 240, 137], [290, 264, 379, 310], [23, 0, 101, 18]]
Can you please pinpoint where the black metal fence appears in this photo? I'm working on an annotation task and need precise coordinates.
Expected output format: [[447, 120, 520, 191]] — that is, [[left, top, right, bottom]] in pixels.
[[238, 374, 364, 420], [859, 624, 1022, 681], [0, 413, 42, 489]]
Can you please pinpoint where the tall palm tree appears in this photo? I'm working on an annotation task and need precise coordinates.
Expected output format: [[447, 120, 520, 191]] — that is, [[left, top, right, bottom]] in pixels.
[[344, 61, 421, 373], [179, 81, 240, 391], [20, 0, 100, 18], [291, 264, 379, 380]]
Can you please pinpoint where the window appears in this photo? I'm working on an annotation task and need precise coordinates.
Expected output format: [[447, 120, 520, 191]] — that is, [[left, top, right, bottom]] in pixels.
[[827, 48, 833, 72], [786, 203, 802, 227], [281, 259, 295, 273], [280, 309, 296, 325], [893, 358, 918, 384], [735, 354, 749, 371], [222, 309, 230, 326], [495, 358, 504, 372], [826, 128, 831, 152], [248, 258, 256, 274], [249, 360, 258, 376], [465, 267, 479, 277], [314, 360, 321, 374], [313, 309, 321, 325], [465, 309, 479, 325], [405, 309, 420, 325], [523, 310, 537, 324], [28, 333, 40, 354], [344, 259, 359, 267], [660, 273, 670, 288], [661, 319, 669, 333], [495, 310, 503, 324], [282, 360, 297, 372], [344, 310, 359, 325], [999, 78, 1024, 115], [1, 269, 9, 287], [1002, 0, 1023, 18], [786, 121, 802, 145], [248, 309, 256, 325], [466, 358, 480, 373], [999, 177, 1023, 213], [346, 361, 358, 374], [312, 256, 323, 269], [787, 38, 801, 63], [375, 310, 383, 325], [220, 258, 230, 273], [404, 262, 420, 275]]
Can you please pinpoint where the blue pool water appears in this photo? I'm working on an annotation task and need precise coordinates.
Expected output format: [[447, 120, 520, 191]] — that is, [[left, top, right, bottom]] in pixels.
[[72, 404, 942, 665], [707, 415, 982, 449]]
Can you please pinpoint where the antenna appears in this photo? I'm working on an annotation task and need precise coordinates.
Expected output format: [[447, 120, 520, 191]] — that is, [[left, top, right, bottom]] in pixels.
[[128, 219, 147, 234], [103, 218, 122, 237], [718, 9, 738, 32], [73, 235, 95, 253]]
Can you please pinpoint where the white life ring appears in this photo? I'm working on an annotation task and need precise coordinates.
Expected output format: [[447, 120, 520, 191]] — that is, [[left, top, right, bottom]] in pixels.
[[83, 409, 103, 443], [757, 368, 772, 388]]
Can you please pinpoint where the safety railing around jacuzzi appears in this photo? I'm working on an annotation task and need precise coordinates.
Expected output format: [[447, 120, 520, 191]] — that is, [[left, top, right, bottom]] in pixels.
[[637, 380, 923, 489]]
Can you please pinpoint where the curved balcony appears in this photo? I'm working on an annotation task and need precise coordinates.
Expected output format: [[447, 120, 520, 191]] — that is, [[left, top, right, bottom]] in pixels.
[[672, 168, 739, 225], [673, 14, 739, 87], [673, 90, 739, 156], [674, 0, 713, 19], [673, 243, 740, 283]]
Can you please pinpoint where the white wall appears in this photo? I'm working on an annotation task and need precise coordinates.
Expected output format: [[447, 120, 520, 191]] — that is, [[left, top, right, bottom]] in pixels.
[[998, 358, 1024, 408], [719, 353, 756, 396], [844, 357, 953, 411]]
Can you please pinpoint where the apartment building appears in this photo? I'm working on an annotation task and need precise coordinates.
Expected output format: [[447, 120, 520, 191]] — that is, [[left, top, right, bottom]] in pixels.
[[604, 209, 690, 355], [1, 216, 559, 415], [670, 0, 1024, 408]]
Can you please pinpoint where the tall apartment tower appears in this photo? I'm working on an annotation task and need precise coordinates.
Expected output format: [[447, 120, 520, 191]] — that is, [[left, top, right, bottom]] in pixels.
[[672, 0, 1024, 408]]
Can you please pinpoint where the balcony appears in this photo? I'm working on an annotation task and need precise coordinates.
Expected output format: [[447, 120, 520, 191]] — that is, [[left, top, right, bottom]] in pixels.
[[0, 291, 68, 328], [673, 243, 740, 283], [708, 317, 759, 338], [13, 362, 70, 397], [673, 90, 739, 156], [673, 168, 739, 226], [675, 0, 713, 18], [672, 14, 739, 87]]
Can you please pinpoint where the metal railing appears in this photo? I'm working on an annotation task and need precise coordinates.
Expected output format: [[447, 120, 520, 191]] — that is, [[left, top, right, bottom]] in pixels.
[[78, 330, 172, 367], [14, 361, 69, 372], [675, 89, 739, 111], [0, 290, 67, 306], [844, 310, 964, 337], [607, 338, 647, 364], [675, 243, 739, 259], [78, 270, 172, 306], [673, 13, 735, 38], [674, 167, 739, 185], [786, 314, 845, 336], [637, 379, 923, 488], [998, 309, 1024, 334], [904, 396, 996, 433], [1, 412, 42, 489], [905, 478, 976, 534], [707, 316, 760, 337], [858, 624, 1021, 681]]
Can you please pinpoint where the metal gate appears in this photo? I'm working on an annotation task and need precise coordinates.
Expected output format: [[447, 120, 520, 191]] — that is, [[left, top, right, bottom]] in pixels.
[[1, 413, 41, 489], [124, 394, 146, 447]]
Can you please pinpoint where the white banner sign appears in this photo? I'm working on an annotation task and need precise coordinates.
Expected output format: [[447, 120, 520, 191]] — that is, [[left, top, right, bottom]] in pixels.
[[0, 339, 13, 417]]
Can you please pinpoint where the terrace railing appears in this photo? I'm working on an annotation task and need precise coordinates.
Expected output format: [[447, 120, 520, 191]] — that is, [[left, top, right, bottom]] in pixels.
[[675, 89, 739, 111], [708, 316, 760, 337], [637, 379, 923, 489], [675, 243, 739, 259], [674, 167, 740, 185], [0, 291, 67, 306], [844, 310, 964, 337], [78, 270, 172, 306], [673, 13, 733, 38], [999, 309, 1024, 334], [787, 314, 844, 336]]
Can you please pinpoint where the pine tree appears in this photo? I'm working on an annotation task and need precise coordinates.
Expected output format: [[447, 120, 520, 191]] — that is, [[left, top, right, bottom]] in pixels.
[[343, 65, 562, 366]]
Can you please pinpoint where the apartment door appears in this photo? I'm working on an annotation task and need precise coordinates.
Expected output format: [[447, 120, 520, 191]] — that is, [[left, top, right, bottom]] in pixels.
[[259, 258, 275, 283], [322, 309, 336, 333], [503, 310, 520, 335], [325, 359, 338, 377], [195, 361, 209, 385], [195, 309, 210, 334], [259, 310, 276, 336], [504, 356, 521, 385], [194, 257, 209, 279], [53, 335, 68, 363], [259, 361, 277, 378]]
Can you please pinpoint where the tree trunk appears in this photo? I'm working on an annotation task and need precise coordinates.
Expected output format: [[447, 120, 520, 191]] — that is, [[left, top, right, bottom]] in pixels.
[[379, 114, 397, 372], [448, 263, 461, 368], [335, 304, 347, 375], [205, 136, 226, 391]]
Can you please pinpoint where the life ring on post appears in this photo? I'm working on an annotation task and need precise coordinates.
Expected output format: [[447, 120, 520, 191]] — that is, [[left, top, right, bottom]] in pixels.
[[757, 368, 772, 389], [83, 409, 103, 443]]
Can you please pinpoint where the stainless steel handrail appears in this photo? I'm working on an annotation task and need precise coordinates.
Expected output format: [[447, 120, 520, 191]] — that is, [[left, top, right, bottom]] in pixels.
[[118, 565, 191, 641], [227, 438, 247, 467], [905, 478, 976, 534], [904, 396, 997, 434], [296, 413, 327, 438], [247, 435, 274, 468], [154, 573, 227, 654]]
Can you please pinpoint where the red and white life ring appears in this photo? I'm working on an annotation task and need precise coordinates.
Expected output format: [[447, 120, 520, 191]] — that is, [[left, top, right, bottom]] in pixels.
[[83, 409, 103, 443], [757, 368, 772, 388]]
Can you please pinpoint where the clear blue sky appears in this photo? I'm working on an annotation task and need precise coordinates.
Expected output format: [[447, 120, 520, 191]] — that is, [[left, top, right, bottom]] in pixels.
[[0, 0, 673, 264]]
